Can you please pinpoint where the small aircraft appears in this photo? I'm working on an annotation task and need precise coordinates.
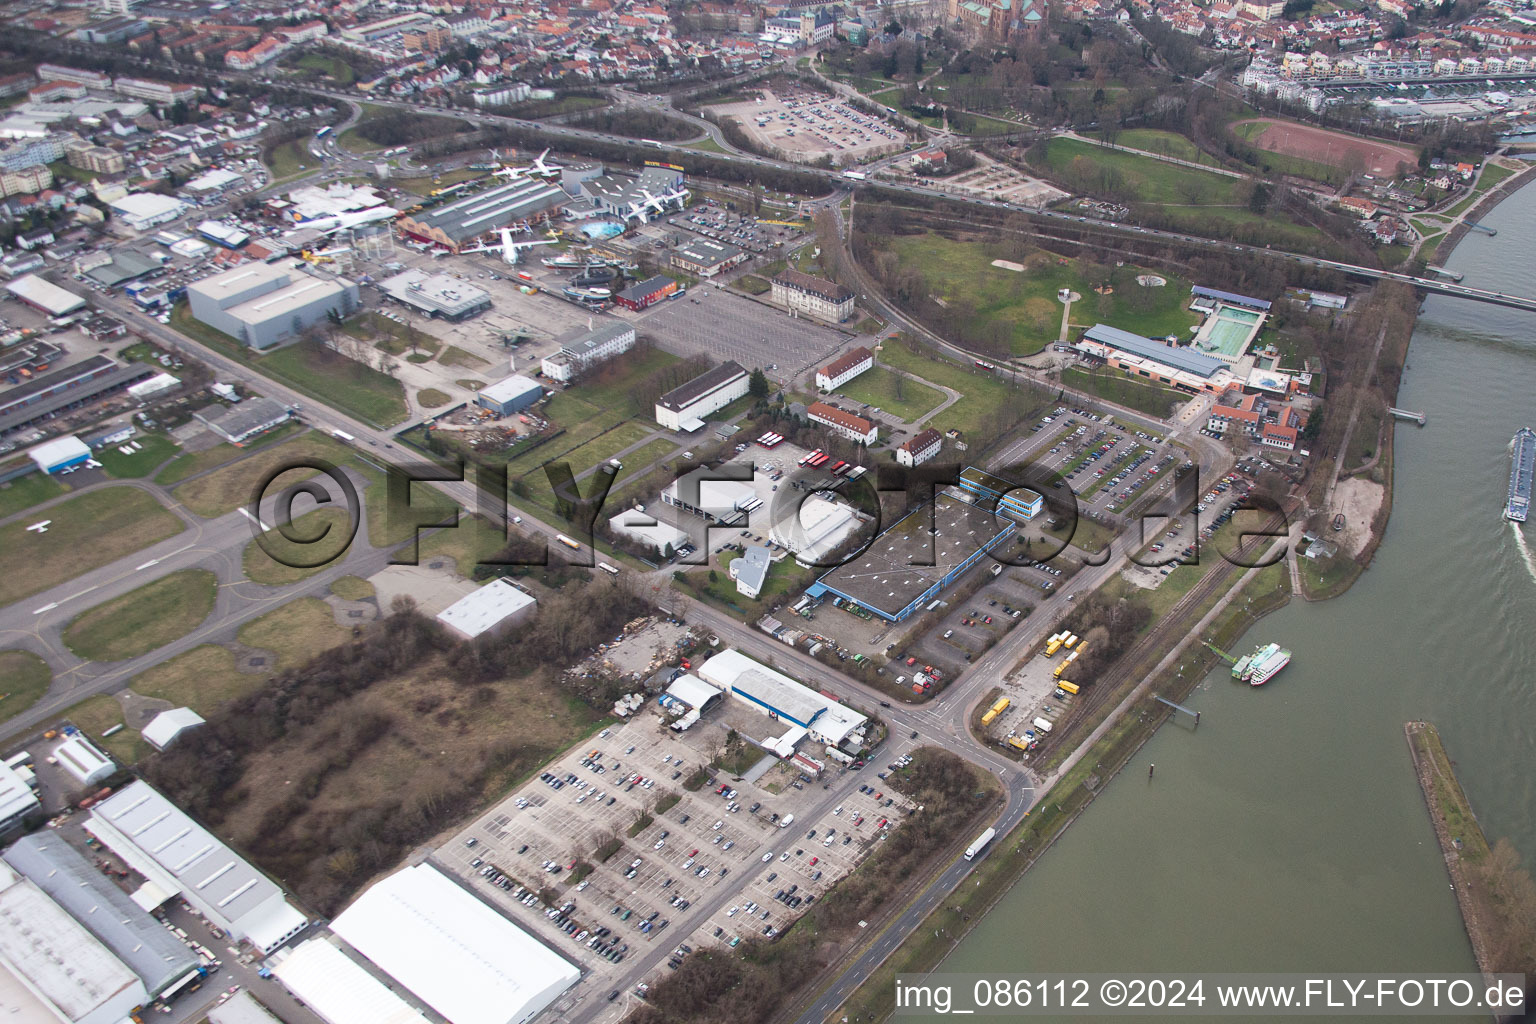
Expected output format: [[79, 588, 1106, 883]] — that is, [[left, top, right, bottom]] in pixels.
[[460, 229, 552, 264], [494, 148, 561, 180], [26, 520, 50, 534], [290, 206, 398, 235]]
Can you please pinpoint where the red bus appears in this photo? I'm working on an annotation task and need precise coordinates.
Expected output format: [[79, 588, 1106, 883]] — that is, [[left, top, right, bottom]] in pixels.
[[809, 452, 830, 467]]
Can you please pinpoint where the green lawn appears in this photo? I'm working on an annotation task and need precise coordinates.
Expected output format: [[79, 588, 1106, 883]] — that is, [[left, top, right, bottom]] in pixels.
[[293, 53, 355, 85], [98, 434, 180, 478], [884, 233, 1198, 353], [1061, 366, 1187, 420], [1088, 129, 1221, 168], [829, 365, 945, 423], [555, 422, 657, 479], [171, 432, 354, 519], [242, 507, 354, 585], [419, 516, 513, 577], [0, 470, 64, 519], [392, 168, 487, 197], [331, 575, 375, 600], [61, 570, 216, 662], [0, 488, 184, 609], [236, 597, 351, 670], [63, 694, 146, 765], [0, 650, 50, 725], [418, 388, 451, 408], [875, 341, 1023, 438], [130, 644, 257, 715], [155, 422, 305, 486], [169, 305, 408, 428], [266, 139, 314, 180], [615, 438, 680, 482]]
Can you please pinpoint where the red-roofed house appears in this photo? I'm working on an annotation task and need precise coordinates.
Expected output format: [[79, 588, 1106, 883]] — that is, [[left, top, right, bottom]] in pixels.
[[807, 401, 877, 445]]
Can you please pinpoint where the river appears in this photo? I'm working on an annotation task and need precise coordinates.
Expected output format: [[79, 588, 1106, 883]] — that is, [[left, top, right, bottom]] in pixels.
[[943, 183, 1536, 1013]]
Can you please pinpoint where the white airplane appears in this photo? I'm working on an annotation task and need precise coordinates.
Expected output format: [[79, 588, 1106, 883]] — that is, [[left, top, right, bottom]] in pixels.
[[494, 148, 561, 181], [461, 229, 552, 264], [26, 520, 49, 534], [292, 206, 399, 235], [638, 187, 691, 218]]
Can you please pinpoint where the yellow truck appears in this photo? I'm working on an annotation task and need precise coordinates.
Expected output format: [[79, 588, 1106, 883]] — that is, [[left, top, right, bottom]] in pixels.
[[1058, 680, 1080, 695], [1045, 639, 1063, 656]]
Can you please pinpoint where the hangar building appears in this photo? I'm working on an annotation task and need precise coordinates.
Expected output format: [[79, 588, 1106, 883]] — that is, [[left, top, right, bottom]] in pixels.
[[5, 274, 85, 317], [655, 361, 748, 431], [269, 937, 429, 1024], [187, 263, 359, 351], [395, 179, 567, 252], [85, 781, 308, 953], [28, 435, 91, 474], [436, 579, 537, 639], [330, 863, 580, 1024], [476, 374, 543, 416], [0, 761, 39, 833], [3, 834, 200, 998], [0, 860, 146, 1024]]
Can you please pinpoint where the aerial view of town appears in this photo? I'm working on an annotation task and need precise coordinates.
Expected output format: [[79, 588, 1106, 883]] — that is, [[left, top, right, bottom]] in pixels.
[[0, 0, 1534, 1018]]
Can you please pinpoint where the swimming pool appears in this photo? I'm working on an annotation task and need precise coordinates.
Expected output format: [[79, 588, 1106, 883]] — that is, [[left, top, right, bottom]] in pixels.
[[1217, 306, 1261, 325], [579, 221, 625, 240]]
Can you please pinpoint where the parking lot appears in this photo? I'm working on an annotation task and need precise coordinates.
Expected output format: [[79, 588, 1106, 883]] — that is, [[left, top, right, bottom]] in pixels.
[[706, 87, 907, 165], [662, 200, 806, 258], [635, 286, 850, 387], [431, 707, 915, 1003]]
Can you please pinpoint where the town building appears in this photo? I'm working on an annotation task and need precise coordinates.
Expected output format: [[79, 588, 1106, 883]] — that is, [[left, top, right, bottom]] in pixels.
[[947, 0, 1045, 42], [270, 938, 431, 1024], [436, 579, 537, 639], [193, 397, 291, 445], [1074, 323, 1234, 396], [579, 165, 685, 223], [654, 360, 748, 430], [330, 863, 580, 1024], [807, 401, 877, 445], [140, 707, 205, 751], [897, 427, 943, 467], [0, 761, 40, 834], [5, 275, 85, 317], [661, 465, 759, 525], [730, 545, 773, 598], [112, 77, 196, 105], [771, 268, 854, 323], [0, 136, 67, 173], [670, 238, 746, 278], [696, 649, 869, 748], [187, 262, 358, 350], [958, 465, 1043, 520], [0, 165, 51, 199], [378, 269, 491, 321], [28, 435, 92, 475], [85, 781, 309, 954], [614, 275, 679, 311], [476, 374, 544, 416], [814, 346, 873, 390], [0, 358, 155, 439], [540, 321, 636, 382], [66, 144, 125, 175]]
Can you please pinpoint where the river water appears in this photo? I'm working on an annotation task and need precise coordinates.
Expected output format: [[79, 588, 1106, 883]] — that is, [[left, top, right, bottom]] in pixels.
[[944, 186, 1536, 1011]]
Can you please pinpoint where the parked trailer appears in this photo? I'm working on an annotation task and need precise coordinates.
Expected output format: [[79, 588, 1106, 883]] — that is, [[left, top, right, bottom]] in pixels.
[[331, 429, 356, 443], [964, 826, 997, 861], [1058, 680, 1080, 695], [597, 562, 620, 575]]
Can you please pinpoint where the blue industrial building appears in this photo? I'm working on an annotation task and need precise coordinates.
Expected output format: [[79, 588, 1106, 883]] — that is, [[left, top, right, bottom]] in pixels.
[[805, 492, 1016, 622], [957, 466, 1043, 521], [475, 374, 544, 417]]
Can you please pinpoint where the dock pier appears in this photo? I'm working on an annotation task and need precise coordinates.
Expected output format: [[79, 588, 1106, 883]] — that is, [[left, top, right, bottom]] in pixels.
[[1154, 695, 1200, 725], [1202, 641, 1237, 664], [1388, 408, 1427, 425], [1466, 221, 1497, 236], [1425, 265, 1464, 282]]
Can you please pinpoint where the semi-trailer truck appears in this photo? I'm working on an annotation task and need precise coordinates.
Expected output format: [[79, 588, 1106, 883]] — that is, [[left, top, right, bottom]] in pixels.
[[964, 826, 997, 861]]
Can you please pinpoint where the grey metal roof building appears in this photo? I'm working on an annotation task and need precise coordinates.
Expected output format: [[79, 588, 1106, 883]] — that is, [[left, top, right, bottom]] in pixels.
[[193, 397, 291, 445], [671, 238, 745, 278], [3, 834, 200, 997], [187, 263, 359, 351], [85, 251, 162, 289], [1081, 324, 1227, 379], [378, 269, 492, 321], [84, 781, 308, 954], [395, 179, 567, 250], [1191, 285, 1271, 311]]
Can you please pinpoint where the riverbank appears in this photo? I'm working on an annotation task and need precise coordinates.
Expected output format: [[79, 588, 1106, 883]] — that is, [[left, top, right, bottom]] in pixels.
[[823, 561, 1291, 1023], [1432, 162, 1536, 266]]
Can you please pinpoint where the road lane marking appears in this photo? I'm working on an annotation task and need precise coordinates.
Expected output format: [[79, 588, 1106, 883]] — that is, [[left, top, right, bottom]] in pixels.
[[32, 603, 57, 615], [239, 507, 270, 533], [135, 559, 160, 571]]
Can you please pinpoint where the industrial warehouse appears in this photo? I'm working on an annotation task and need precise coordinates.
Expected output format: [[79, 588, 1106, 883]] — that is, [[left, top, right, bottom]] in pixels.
[[655, 360, 748, 430], [186, 262, 359, 350], [696, 648, 870, 751], [807, 488, 1021, 621], [378, 268, 492, 320]]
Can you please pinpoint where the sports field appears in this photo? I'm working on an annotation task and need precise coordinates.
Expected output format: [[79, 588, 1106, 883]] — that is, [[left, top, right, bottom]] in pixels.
[[1233, 119, 1418, 177]]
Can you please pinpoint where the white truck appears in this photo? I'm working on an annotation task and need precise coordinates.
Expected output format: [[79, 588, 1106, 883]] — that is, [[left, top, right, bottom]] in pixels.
[[964, 827, 997, 861]]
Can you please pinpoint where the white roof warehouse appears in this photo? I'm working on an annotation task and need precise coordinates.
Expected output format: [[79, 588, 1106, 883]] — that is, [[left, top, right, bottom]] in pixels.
[[5, 274, 85, 317]]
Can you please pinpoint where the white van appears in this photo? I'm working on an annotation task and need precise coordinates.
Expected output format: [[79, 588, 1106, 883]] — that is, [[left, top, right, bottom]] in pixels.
[[1032, 717, 1054, 734]]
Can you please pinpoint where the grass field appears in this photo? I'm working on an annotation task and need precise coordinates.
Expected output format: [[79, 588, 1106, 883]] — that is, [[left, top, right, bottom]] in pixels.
[[1228, 122, 1349, 184], [884, 234, 1197, 353], [330, 575, 375, 600], [391, 168, 487, 196], [828, 365, 945, 423], [1061, 366, 1187, 420], [0, 488, 184, 608], [98, 435, 180, 478], [61, 570, 216, 662], [419, 516, 513, 576], [876, 341, 1028, 438], [265, 140, 313, 180], [418, 388, 451, 408], [1088, 129, 1222, 168], [243, 507, 354, 585], [0, 471, 63, 519], [439, 345, 490, 370], [173, 432, 355, 518], [63, 694, 145, 764], [0, 651, 50, 725], [1033, 138, 1330, 249], [293, 53, 355, 85], [237, 598, 352, 671], [614, 438, 679, 483], [169, 306, 408, 427], [130, 644, 255, 715], [155, 422, 305, 486], [553, 421, 657, 478]]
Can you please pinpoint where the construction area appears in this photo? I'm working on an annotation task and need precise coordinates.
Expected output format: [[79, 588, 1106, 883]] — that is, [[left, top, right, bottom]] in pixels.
[[907, 153, 1069, 208]]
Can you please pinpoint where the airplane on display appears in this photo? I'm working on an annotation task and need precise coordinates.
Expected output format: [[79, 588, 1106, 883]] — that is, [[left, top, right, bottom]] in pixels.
[[290, 206, 399, 235], [494, 148, 561, 181], [26, 521, 49, 534], [460, 229, 553, 264]]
